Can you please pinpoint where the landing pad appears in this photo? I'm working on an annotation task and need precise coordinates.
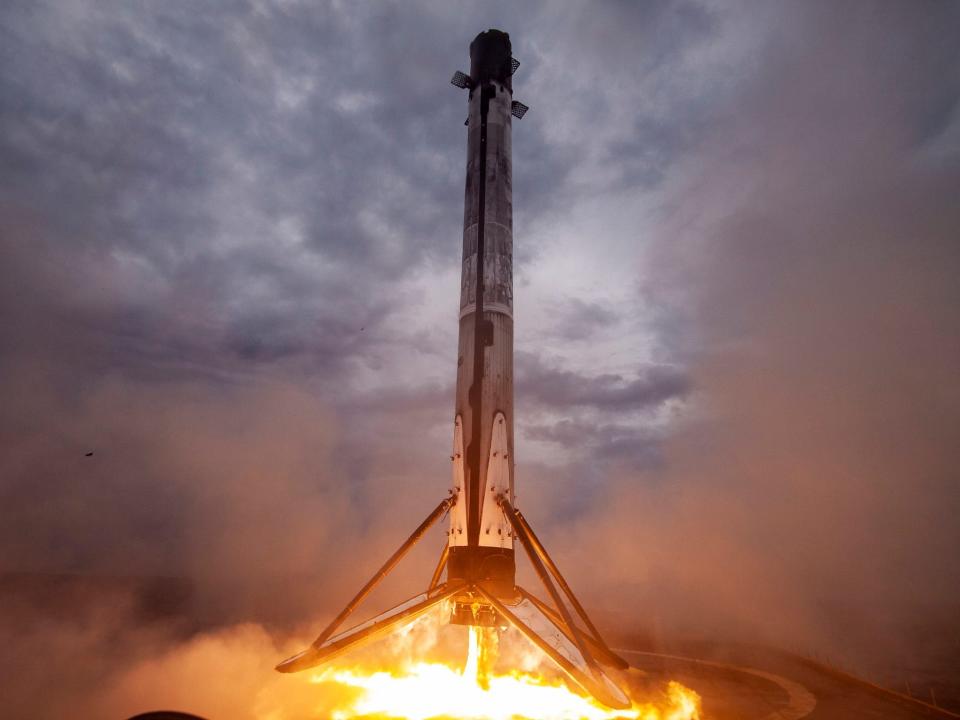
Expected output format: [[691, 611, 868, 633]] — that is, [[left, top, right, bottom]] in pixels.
[[621, 648, 954, 719]]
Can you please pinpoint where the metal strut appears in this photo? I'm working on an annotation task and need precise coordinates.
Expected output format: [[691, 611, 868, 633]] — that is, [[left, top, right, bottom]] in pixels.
[[276, 584, 460, 673], [512, 508, 627, 668], [496, 494, 601, 673], [309, 496, 453, 649], [473, 583, 630, 710], [474, 583, 594, 684], [517, 586, 628, 670], [428, 543, 449, 591]]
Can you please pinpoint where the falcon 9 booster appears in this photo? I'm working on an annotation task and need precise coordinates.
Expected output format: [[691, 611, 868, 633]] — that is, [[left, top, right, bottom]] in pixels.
[[276, 29, 631, 710], [446, 28, 518, 610]]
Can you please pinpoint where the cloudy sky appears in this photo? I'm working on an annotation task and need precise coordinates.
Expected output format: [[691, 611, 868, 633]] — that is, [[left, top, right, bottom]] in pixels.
[[2, 0, 959, 699]]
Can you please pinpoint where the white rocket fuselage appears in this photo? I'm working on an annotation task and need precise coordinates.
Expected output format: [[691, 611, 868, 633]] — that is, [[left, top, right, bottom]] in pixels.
[[447, 30, 516, 601], [277, 33, 632, 708]]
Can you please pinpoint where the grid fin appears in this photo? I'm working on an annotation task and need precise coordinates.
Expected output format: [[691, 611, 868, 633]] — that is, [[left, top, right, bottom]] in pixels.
[[511, 100, 529, 119], [510, 57, 520, 75], [450, 70, 472, 89]]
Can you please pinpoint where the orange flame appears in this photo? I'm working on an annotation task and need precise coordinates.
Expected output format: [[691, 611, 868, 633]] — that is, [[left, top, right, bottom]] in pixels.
[[308, 623, 701, 720]]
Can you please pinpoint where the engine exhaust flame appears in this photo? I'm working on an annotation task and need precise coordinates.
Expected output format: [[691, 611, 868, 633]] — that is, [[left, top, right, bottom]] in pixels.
[[309, 624, 701, 720]]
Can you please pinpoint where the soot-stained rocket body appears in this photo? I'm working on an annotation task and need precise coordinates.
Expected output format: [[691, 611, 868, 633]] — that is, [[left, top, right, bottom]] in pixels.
[[446, 28, 518, 604], [276, 29, 631, 710]]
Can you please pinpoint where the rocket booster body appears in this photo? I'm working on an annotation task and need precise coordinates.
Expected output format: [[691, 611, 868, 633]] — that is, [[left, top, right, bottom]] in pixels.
[[447, 30, 517, 599], [277, 30, 632, 707]]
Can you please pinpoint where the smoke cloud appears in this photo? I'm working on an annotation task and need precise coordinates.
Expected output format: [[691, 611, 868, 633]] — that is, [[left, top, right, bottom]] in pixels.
[[555, 0, 960, 674]]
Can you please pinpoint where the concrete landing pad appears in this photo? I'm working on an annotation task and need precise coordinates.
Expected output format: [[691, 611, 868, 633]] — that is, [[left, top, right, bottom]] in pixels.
[[619, 648, 956, 720]]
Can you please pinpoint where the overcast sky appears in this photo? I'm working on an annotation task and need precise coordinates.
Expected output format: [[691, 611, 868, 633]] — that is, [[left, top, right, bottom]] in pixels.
[[2, 0, 959, 679]]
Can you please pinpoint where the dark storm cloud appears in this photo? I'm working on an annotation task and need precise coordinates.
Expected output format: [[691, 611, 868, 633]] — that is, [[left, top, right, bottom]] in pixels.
[[0, 4, 385, 382], [0, 0, 712, 389], [516, 351, 689, 412], [0, 3, 440, 375], [549, 297, 620, 340], [523, 418, 663, 468]]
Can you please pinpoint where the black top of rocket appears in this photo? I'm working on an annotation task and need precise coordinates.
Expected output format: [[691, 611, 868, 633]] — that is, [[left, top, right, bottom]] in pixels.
[[470, 29, 514, 90]]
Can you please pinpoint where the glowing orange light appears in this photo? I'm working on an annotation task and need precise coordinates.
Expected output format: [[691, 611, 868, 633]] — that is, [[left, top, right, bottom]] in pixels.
[[309, 624, 701, 720]]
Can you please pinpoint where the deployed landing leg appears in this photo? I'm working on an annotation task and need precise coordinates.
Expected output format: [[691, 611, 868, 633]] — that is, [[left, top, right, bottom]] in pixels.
[[494, 494, 631, 709], [275, 495, 631, 710], [276, 497, 454, 673]]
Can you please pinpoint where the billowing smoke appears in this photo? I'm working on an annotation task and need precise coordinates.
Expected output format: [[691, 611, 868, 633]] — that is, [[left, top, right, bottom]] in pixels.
[[553, 0, 960, 674]]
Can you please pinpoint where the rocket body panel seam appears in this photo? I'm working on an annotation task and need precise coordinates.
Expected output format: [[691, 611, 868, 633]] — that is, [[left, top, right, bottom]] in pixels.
[[459, 302, 513, 320]]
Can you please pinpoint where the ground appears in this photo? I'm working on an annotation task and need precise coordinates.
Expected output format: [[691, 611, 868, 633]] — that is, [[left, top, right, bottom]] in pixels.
[[620, 645, 957, 719]]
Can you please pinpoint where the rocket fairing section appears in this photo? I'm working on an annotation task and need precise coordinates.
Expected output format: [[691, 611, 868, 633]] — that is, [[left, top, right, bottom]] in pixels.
[[276, 28, 632, 710]]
